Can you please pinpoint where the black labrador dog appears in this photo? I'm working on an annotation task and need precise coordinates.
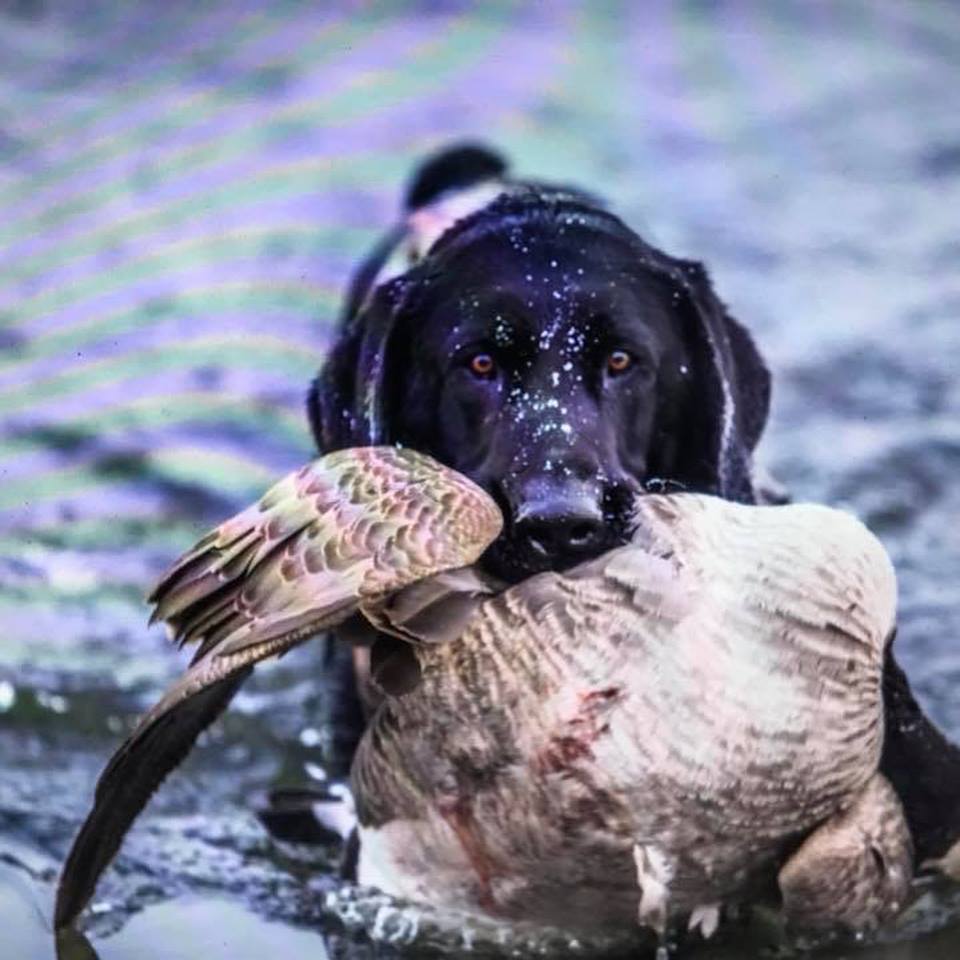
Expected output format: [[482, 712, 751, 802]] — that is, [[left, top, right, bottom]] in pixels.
[[306, 143, 960, 871]]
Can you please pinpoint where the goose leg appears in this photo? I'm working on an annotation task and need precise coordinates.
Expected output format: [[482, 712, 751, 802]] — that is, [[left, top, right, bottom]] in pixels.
[[633, 842, 674, 957], [778, 773, 913, 933]]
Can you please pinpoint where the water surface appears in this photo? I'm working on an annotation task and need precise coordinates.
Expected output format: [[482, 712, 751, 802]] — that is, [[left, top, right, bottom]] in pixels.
[[2, 1, 959, 957]]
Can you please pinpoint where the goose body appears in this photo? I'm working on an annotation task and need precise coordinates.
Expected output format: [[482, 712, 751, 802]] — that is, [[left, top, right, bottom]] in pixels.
[[354, 495, 911, 934], [55, 447, 912, 939]]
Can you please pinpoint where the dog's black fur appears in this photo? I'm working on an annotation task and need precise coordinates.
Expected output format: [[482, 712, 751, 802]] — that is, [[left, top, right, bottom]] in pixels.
[[307, 143, 960, 867], [311, 150, 769, 578]]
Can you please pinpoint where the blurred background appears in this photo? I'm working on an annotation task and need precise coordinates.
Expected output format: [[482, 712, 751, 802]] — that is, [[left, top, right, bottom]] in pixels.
[[1, 1, 959, 958]]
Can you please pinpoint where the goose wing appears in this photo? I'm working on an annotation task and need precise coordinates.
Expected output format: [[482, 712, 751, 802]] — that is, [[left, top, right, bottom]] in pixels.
[[55, 447, 501, 929], [151, 446, 503, 661]]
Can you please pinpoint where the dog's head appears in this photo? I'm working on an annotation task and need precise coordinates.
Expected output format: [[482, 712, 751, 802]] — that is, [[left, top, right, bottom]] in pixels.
[[310, 188, 770, 582]]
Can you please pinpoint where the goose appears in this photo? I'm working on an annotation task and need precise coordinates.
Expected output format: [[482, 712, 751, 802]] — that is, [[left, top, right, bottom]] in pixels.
[[54, 446, 912, 942]]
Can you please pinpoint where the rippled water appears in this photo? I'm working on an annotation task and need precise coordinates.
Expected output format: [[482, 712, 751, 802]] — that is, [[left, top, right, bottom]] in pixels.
[[2, 1, 959, 957]]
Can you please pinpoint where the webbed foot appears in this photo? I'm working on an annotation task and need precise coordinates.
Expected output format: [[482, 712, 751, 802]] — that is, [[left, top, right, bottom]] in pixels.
[[687, 901, 721, 939]]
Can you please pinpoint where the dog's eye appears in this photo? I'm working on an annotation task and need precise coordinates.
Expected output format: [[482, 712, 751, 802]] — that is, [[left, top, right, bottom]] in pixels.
[[467, 353, 496, 379], [606, 349, 633, 376]]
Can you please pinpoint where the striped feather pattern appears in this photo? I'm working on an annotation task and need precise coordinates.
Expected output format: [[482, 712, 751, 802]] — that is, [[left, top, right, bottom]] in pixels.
[[354, 496, 903, 931]]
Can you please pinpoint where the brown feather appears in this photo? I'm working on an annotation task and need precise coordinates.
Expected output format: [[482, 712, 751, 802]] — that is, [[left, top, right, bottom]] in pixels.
[[55, 447, 501, 930], [352, 495, 907, 935], [53, 671, 250, 931]]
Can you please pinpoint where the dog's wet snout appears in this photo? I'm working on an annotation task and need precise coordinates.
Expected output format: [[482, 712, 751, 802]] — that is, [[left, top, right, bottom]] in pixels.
[[515, 495, 606, 561]]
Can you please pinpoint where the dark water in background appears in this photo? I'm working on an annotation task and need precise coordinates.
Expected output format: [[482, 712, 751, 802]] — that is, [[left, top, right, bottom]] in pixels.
[[1, 1, 959, 957]]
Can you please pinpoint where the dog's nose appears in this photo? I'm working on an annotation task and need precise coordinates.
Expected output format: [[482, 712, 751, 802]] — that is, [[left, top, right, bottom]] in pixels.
[[515, 499, 606, 561]]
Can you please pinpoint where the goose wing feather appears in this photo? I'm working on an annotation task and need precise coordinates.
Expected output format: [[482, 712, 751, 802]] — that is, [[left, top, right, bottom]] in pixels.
[[55, 447, 501, 929]]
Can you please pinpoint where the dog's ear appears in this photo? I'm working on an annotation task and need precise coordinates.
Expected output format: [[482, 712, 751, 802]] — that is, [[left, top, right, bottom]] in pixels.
[[675, 260, 772, 503], [307, 276, 413, 452], [307, 327, 360, 453], [309, 143, 512, 453]]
